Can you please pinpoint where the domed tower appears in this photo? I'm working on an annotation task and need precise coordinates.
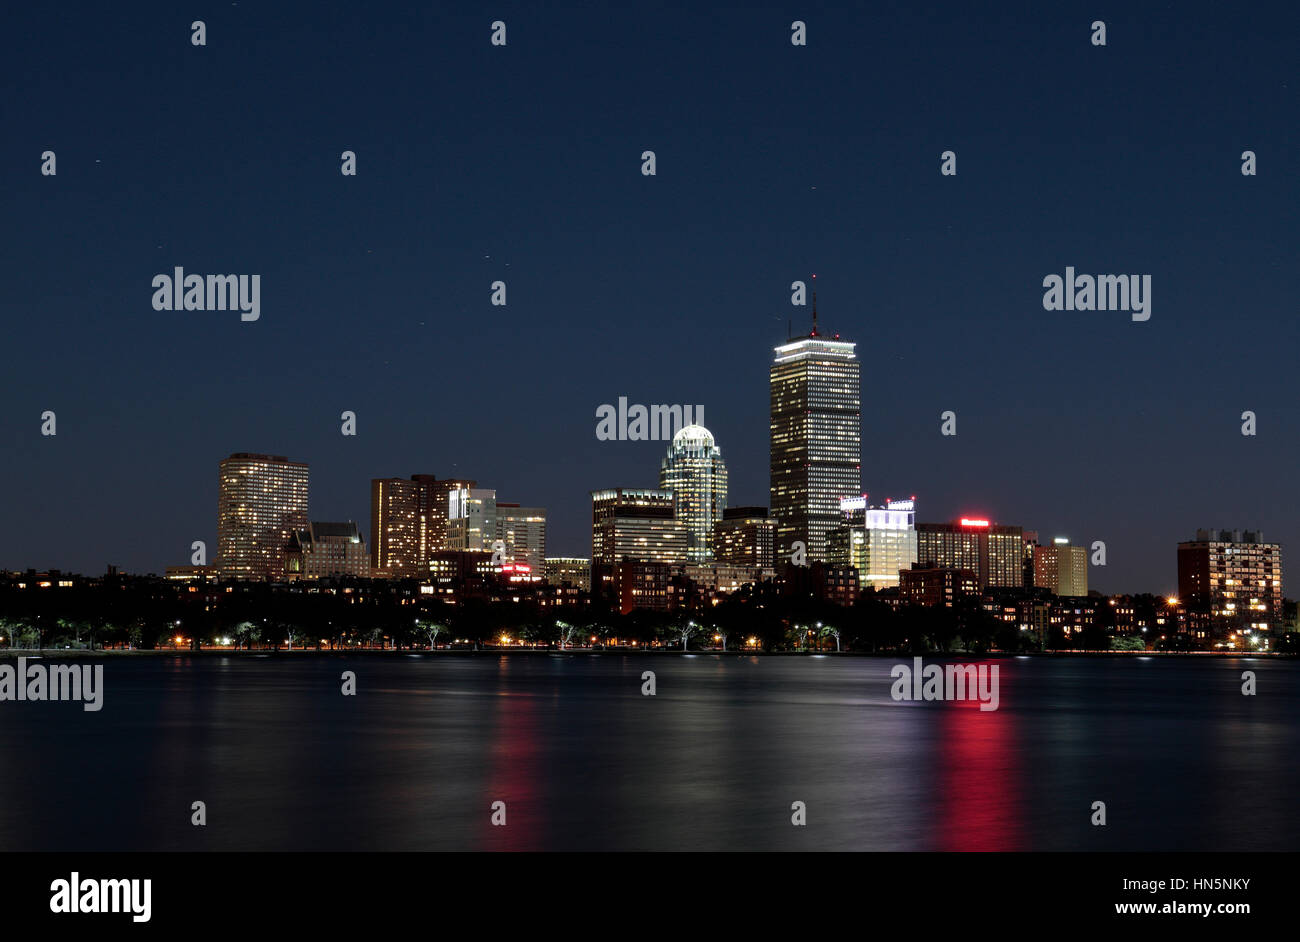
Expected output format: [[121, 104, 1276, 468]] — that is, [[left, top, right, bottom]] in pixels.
[[659, 424, 728, 563]]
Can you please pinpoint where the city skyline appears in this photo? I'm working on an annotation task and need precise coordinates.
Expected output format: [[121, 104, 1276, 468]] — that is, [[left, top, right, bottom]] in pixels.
[[5, 0, 1299, 886], [8, 313, 1288, 598], [4, 4, 1296, 593], [6, 426, 1285, 608]]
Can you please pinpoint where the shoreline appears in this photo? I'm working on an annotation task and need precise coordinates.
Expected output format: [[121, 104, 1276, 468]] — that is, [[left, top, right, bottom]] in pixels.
[[0, 648, 1287, 659]]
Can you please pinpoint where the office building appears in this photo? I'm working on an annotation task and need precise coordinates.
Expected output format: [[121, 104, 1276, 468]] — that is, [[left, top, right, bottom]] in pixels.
[[370, 475, 477, 578], [659, 424, 728, 562], [447, 487, 497, 553], [916, 518, 1024, 589], [426, 549, 500, 600], [415, 475, 476, 558], [713, 506, 778, 572], [544, 557, 591, 592], [1033, 538, 1089, 597], [769, 292, 861, 563], [217, 453, 309, 580], [591, 488, 688, 565], [370, 478, 421, 577], [496, 503, 547, 570], [827, 496, 919, 589]]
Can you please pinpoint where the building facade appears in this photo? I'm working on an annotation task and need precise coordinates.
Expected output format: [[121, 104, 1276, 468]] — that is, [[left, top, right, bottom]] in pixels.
[[1032, 538, 1089, 597], [916, 518, 1024, 589], [370, 477, 421, 577], [416, 475, 476, 559], [827, 497, 919, 589], [713, 506, 777, 572], [1177, 528, 1283, 644], [447, 487, 498, 553], [284, 521, 370, 580], [496, 503, 547, 571], [426, 549, 499, 601], [370, 475, 477, 578], [217, 453, 309, 580], [900, 564, 980, 607], [769, 305, 861, 565], [613, 560, 675, 613], [591, 488, 688, 565], [544, 557, 591, 592], [659, 424, 728, 562]]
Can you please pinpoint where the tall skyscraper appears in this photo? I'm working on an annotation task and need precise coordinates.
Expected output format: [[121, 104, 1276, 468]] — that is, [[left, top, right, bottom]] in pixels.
[[370, 474, 476, 577], [1178, 528, 1283, 643], [769, 291, 861, 563], [659, 424, 728, 562], [217, 453, 309, 580], [370, 477, 421, 577], [413, 475, 476, 559]]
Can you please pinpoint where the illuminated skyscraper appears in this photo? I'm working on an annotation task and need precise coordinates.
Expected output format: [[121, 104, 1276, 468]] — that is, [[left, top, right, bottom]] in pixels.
[[769, 288, 861, 563], [370, 477, 421, 577], [217, 453, 309, 580], [370, 475, 476, 577], [658, 424, 728, 562], [414, 475, 476, 558], [828, 497, 919, 589]]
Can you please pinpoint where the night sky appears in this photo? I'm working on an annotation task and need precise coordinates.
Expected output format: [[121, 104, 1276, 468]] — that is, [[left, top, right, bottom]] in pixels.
[[3, 1, 1296, 594]]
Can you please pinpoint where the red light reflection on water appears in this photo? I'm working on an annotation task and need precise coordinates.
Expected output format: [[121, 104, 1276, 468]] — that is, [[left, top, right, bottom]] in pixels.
[[481, 659, 541, 850], [934, 661, 1024, 851]]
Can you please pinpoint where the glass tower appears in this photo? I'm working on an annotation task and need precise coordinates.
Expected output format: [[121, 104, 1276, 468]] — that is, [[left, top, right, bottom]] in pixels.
[[658, 424, 728, 562], [769, 304, 861, 563], [828, 498, 918, 588]]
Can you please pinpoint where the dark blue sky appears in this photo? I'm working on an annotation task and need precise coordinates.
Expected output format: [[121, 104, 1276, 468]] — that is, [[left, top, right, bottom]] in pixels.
[[3, 2, 1296, 593]]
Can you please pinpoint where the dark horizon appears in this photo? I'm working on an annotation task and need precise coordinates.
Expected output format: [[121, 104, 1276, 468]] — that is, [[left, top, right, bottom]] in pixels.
[[3, 1, 1297, 594]]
